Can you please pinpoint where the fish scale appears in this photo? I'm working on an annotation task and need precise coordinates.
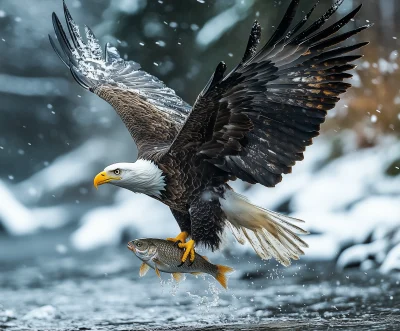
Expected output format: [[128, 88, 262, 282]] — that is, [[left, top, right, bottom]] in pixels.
[[150, 239, 218, 275]]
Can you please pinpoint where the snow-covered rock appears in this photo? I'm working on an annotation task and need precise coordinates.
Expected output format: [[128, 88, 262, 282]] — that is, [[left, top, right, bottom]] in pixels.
[[381, 243, 400, 273], [71, 190, 176, 251], [0, 180, 70, 235], [1, 130, 399, 274]]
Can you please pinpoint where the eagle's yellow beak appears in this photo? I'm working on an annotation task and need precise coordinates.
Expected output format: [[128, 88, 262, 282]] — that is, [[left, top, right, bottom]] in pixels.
[[93, 171, 121, 189]]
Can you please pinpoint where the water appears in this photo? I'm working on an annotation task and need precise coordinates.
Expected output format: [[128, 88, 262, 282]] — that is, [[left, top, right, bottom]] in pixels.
[[0, 235, 399, 330]]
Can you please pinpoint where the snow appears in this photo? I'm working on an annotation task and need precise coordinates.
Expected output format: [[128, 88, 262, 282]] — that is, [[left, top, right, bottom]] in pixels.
[[71, 190, 176, 251], [381, 243, 400, 273], [0, 309, 15, 323], [113, 0, 147, 15], [292, 138, 400, 213], [303, 235, 340, 261], [15, 137, 128, 205], [234, 138, 332, 211], [0, 0, 398, 274], [0, 180, 37, 235], [337, 241, 388, 270], [378, 58, 398, 74], [2, 133, 399, 273], [0, 180, 69, 235], [0, 74, 69, 96], [22, 305, 59, 321], [196, 0, 254, 48]]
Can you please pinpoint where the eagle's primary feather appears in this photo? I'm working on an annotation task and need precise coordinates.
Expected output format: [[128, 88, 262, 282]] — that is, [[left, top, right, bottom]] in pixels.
[[49, 1, 190, 159], [50, 0, 369, 266]]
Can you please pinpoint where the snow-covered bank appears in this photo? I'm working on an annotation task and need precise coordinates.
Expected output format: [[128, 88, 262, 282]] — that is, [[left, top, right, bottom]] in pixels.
[[1, 133, 399, 272]]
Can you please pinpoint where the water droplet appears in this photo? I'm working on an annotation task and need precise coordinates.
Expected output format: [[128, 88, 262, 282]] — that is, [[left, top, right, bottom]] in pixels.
[[56, 244, 68, 254], [155, 40, 166, 47], [79, 187, 88, 195]]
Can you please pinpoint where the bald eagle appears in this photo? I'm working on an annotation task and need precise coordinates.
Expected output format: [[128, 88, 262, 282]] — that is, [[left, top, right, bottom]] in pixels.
[[50, 0, 368, 266]]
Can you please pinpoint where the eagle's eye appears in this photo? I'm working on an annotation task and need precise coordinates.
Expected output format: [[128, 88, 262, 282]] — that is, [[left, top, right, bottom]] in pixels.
[[114, 169, 120, 175]]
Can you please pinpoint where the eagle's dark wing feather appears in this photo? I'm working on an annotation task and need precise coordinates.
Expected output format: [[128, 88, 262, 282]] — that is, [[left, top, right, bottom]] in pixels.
[[167, 0, 369, 187], [49, 2, 191, 160]]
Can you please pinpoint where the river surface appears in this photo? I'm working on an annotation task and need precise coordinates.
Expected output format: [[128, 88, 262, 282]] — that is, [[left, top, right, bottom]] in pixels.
[[0, 231, 399, 331]]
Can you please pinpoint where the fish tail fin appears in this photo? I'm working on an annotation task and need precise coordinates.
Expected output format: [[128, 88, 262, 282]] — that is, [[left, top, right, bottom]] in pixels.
[[220, 190, 309, 267], [214, 264, 234, 289]]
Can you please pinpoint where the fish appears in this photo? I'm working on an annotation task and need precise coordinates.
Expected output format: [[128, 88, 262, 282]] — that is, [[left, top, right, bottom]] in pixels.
[[127, 238, 234, 289]]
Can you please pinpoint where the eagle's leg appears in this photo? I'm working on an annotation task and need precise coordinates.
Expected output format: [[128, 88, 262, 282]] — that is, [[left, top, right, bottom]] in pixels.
[[184, 191, 225, 263], [166, 231, 188, 245], [167, 209, 191, 247], [178, 239, 196, 263]]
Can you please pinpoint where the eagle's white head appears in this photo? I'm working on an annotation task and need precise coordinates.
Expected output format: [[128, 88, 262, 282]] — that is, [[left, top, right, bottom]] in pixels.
[[93, 159, 166, 198]]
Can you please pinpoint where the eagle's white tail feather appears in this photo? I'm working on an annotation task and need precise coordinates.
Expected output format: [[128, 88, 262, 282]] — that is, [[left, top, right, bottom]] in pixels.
[[220, 190, 309, 266]]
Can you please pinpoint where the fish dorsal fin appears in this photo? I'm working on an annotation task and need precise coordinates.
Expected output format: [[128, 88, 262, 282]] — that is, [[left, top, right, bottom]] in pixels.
[[172, 273, 183, 282], [139, 262, 150, 277], [191, 272, 202, 276]]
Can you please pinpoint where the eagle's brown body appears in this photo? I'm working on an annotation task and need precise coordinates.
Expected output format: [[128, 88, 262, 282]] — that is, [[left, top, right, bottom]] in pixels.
[[50, 0, 369, 262], [97, 75, 230, 248]]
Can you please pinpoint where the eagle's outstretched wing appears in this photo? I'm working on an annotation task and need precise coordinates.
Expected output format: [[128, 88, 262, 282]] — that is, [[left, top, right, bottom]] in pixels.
[[167, 0, 369, 187], [49, 2, 191, 160]]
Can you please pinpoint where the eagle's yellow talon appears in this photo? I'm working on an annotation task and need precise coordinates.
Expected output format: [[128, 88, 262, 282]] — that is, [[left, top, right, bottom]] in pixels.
[[178, 239, 196, 263], [166, 231, 188, 244]]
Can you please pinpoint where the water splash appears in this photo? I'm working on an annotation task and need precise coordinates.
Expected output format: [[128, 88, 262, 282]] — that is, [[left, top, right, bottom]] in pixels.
[[159, 274, 187, 296], [186, 280, 221, 314]]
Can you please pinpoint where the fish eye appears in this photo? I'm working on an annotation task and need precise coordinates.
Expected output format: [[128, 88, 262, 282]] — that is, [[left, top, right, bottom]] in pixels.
[[114, 169, 120, 175], [136, 241, 142, 247]]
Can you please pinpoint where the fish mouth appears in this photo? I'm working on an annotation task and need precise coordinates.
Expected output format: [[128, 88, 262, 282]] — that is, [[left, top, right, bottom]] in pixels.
[[127, 242, 136, 252]]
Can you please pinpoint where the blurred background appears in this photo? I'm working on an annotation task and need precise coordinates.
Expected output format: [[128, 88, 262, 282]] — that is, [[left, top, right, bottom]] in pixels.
[[0, 0, 399, 272]]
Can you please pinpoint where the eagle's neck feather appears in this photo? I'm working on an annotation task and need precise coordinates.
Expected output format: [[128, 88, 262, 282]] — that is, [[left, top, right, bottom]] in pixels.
[[114, 159, 166, 198]]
